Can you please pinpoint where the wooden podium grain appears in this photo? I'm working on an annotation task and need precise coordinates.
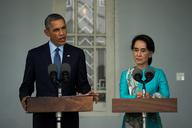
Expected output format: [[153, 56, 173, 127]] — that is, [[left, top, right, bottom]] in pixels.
[[26, 95, 93, 113], [112, 98, 177, 113]]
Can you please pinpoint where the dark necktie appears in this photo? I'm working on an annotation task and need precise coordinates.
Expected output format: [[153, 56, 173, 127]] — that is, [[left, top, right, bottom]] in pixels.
[[54, 48, 61, 79]]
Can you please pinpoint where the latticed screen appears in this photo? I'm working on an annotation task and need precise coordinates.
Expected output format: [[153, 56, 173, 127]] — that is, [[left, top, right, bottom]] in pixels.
[[65, 0, 106, 105]]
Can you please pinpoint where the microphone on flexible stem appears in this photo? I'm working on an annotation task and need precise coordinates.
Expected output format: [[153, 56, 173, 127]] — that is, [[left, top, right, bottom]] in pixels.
[[132, 67, 146, 96], [132, 67, 155, 85], [132, 67, 155, 97], [55, 63, 71, 125], [132, 68, 143, 83], [48, 64, 65, 128], [61, 63, 71, 86], [132, 67, 146, 97], [48, 64, 58, 83], [132, 67, 155, 128], [144, 67, 155, 83], [48, 64, 61, 88], [142, 67, 155, 96]]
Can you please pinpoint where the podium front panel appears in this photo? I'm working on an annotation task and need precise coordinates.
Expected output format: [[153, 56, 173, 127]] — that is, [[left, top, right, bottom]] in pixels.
[[26, 96, 93, 112], [112, 98, 177, 113]]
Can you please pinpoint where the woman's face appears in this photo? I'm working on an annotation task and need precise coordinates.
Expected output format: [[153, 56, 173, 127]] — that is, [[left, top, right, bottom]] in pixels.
[[132, 40, 152, 68]]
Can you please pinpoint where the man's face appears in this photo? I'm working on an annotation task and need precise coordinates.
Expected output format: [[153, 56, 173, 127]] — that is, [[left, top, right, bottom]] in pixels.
[[44, 19, 67, 46]]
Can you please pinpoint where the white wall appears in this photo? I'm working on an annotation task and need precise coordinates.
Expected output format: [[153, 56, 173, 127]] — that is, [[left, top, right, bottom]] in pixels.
[[0, 0, 52, 127], [0, 0, 192, 128]]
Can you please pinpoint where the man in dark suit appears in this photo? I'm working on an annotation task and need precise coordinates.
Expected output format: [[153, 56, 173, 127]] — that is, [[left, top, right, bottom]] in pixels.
[[19, 13, 93, 128]]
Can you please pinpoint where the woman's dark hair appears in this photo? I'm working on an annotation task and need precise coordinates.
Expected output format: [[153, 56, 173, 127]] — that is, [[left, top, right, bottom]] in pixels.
[[131, 34, 155, 65]]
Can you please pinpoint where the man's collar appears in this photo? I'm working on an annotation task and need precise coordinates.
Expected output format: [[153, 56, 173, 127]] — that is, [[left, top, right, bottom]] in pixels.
[[48, 40, 64, 53]]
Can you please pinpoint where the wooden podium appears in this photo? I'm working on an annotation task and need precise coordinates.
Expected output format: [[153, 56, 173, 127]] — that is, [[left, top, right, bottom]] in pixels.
[[112, 98, 177, 128], [26, 95, 93, 113], [112, 98, 177, 113]]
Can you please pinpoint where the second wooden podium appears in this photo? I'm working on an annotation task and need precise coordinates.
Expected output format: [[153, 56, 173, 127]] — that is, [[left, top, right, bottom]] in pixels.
[[112, 98, 177, 128], [112, 98, 177, 113]]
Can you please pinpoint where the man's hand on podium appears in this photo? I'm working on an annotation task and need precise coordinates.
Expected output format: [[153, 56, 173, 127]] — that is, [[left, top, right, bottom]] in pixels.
[[78, 91, 99, 104], [21, 96, 29, 111], [86, 91, 99, 104]]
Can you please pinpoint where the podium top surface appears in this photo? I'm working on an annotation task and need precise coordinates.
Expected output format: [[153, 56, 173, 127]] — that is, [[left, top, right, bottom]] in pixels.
[[112, 98, 177, 113], [26, 95, 93, 113]]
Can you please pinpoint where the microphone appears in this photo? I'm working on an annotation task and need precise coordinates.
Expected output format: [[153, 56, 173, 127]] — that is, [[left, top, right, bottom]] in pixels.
[[132, 67, 155, 98], [61, 63, 71, 83], [132, 68, 143, 83], [144, 67, 155, 83], [48, 64, 58, 84]]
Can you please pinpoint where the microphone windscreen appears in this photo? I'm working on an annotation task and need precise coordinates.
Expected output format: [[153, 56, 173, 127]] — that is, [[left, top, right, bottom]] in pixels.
[[61, 63, 71, 73], [61, 63, 71, 82], [48, 64, 57, 74], [132, 68, 143, 82], [145, 67, 155, 82]]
